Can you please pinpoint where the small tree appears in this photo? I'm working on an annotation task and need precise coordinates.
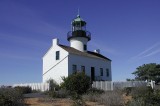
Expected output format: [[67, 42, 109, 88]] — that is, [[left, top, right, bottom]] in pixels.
[[61, 72, 90, 95], [47, 79, 59, 91], [132, 63, 160, 84]]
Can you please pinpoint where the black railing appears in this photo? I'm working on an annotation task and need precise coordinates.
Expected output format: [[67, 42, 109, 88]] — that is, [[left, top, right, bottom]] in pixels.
[[67, 30, 91, 41]]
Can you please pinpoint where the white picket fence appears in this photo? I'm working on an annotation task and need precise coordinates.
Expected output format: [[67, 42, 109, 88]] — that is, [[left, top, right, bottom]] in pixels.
[[13, 83, 49, 91], [92, 81, 148, 91]]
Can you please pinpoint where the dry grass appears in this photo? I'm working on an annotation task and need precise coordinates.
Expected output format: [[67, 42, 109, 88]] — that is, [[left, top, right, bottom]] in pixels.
[[83, 90, 126, 106], [123, 94, 132, 104], [24, 90, 132, 106], [24, 97, 74, 106], [24, 97, 105, 106], [85, 101, 105, 106]]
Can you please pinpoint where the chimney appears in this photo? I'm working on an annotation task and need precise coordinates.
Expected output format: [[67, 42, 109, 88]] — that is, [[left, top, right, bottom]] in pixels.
[[94, 49, 100, 54], [52, 38, 59, 46]]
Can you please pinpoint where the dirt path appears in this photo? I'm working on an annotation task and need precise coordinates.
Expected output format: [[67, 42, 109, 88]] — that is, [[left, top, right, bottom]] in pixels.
[[24, 93, 104, 106], [24, 98, 73, 106], [24, 97, 104, 106]]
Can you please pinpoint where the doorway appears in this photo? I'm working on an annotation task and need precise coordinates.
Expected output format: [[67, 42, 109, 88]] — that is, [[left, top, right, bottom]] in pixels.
[[91, 67, 95, 82]]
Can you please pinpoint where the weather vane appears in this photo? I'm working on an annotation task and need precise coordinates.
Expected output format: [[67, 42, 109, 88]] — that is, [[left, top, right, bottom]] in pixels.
[[77, 8, 80, 17]]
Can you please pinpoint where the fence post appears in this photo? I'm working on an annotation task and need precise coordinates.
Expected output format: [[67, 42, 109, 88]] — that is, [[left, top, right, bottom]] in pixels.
[[111, 81, 113, 90]]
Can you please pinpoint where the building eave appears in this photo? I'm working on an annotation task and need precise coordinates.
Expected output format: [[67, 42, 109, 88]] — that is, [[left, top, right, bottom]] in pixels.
[[42, 46, 53, 59], [59, 44, 111, 61]]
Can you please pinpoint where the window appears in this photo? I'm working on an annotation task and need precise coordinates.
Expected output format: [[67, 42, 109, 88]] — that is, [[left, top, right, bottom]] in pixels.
[[72, 65, 77, 73], [56, 51, 60, 60], [106, 69, 109, 77], [84, 44, 87, 50], [100, 68, 103, 76], [81, 66, 85, 73]]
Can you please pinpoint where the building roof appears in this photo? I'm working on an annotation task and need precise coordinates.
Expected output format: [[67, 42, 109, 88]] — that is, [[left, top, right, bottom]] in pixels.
[[59, 44, 111, 61], [72, 15, 86, 26], [73, 15, 84, 22]]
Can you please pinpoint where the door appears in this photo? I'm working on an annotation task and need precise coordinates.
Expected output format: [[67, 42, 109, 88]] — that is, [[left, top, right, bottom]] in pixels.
[[91, 67, 95, 82]]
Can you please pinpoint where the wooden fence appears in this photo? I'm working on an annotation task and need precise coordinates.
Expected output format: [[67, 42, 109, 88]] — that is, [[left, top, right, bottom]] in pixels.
[[13, 83, 49, 91], [92, 81, 147, 91]]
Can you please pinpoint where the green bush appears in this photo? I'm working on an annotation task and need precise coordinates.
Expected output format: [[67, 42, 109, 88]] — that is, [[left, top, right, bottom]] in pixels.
[[123, 87, 133, 96], [127, 87, 160, 106], [48, 89, 69, 98], [0, 87, 24, 106], [83, 90, 124, 106], [47, 79, 59, 91], [71, 92, 85, 106], [61, 72, 90, 95], [45, 79, 69, 98], [14, 86, 32, 94]]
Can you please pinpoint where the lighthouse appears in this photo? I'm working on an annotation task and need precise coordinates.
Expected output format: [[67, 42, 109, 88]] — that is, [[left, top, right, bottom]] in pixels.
[[67, 15, 91, 52], [43, 15, 112, 84]]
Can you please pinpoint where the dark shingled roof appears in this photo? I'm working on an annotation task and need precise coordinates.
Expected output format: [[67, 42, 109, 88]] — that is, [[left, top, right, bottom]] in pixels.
[[59, 44, 111, 61]]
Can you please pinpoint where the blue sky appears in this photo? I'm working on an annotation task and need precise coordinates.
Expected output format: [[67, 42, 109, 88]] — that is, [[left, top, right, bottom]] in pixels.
[[0, 0, 160, 85]]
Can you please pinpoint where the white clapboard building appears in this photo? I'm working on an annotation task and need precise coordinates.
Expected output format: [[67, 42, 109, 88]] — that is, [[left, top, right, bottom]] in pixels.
[[43, 15, 112, 84]]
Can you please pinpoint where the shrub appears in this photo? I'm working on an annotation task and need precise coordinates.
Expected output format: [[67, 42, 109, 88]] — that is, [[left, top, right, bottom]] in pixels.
[[46, 79, 69, 98], [71, 92, 85, 106], [127, 87, 160, 106], [123, 87, 133, 96], [61, 72, 90, 95], [0, 87, 24, 106], [47, 79, 59, 91], [83, 92, 100, 102], [87, 88, 104, 94], [83, 90, 125, 106], [48, 89, 69, 98], [14, 86, 32, 94], [32, 89, 41, 93]]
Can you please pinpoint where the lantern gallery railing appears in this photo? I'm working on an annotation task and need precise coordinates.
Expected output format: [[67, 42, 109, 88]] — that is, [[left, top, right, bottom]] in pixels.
[[67, 30, 91, 41]]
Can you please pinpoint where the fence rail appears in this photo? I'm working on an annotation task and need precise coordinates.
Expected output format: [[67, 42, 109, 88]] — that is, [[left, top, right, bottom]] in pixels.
[[13, 83, 49, 91], [92, 81, 147, 91]]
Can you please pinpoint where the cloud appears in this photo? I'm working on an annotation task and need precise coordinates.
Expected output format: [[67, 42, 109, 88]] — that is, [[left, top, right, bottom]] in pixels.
[[129, 42, 160, 61], [143, 49, 160, 57]]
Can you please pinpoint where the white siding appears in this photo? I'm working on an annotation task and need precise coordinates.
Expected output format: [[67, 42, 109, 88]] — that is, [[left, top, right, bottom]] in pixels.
[[42, 42, 69, 84], [42, 38, 112, 84], [68, 54, 112, 81]]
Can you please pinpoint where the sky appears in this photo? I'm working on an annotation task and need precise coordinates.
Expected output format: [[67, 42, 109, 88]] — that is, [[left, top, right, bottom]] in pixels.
[[0, 0, 160, 85]]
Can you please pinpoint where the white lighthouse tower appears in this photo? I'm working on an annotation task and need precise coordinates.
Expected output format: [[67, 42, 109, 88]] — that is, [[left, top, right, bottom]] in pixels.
[[42, 14, 112, 84], [67, 15, 91, 52]]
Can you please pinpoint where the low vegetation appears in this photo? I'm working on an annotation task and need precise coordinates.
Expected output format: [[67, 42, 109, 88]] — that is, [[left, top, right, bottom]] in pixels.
[[0, 86, 31, 106], [83, 88, 125, 106], [132, 63, 160, 85], [61, 72, 90, 95], [46, 72, 90, 105], [126, 87, 160, 106], [14, 86, 32, 94], [1, 67, 160, 106], [46, 72, 160, 106]]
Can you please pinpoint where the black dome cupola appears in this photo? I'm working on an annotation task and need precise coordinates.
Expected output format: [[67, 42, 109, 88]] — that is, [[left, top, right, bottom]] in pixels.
[[72, 15, 86, 31], [67, 15, 91, 41]]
